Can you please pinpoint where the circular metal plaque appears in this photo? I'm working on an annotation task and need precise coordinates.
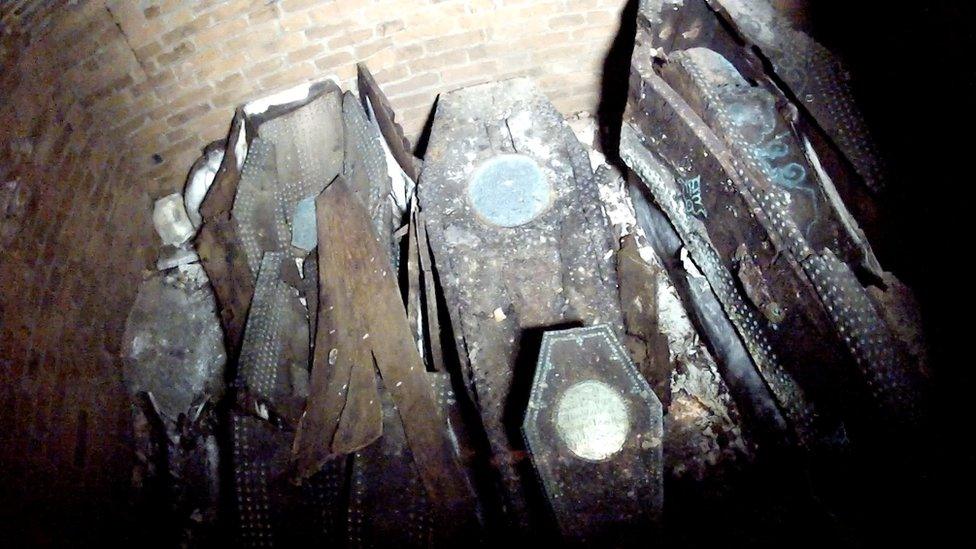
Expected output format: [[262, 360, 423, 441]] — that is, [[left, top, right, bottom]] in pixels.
[[554, 380, 630, 461], [467, 154, 551, 227]]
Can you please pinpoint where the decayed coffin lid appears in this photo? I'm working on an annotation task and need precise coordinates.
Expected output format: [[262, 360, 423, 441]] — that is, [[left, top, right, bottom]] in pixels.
[[658, 48, 921, 419], [623, 28, 921, 451], [418, 78, 623, 532], [523, 324, 663, 544], [638, 0, 887, 195]]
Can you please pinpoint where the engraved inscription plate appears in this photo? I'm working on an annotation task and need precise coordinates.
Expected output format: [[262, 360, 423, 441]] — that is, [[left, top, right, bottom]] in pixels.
[[467, 154, 551, 227], [555, 380, 630, 462]]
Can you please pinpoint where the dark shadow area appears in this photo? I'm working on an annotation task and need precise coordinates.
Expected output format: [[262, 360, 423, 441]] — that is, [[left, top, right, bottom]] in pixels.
[[804, 2, 973, 545], [412, 95, 440, 160], [596, 0, 640, 169]]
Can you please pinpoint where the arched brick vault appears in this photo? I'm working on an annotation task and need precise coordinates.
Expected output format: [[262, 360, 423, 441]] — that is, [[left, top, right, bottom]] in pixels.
[[0, 0, 630, 539]]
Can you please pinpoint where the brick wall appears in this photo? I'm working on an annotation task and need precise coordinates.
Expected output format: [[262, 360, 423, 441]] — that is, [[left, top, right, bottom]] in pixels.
[[0, 0, 630, 542]]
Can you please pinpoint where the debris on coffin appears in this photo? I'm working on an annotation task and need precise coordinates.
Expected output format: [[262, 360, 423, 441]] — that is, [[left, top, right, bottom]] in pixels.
[[523, 325, 663, 545], [418, 78, 623, 535], [122, 262, 225, 545]]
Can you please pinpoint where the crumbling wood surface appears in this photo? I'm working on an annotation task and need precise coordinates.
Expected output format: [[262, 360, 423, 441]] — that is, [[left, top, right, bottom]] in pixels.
[[294, 178, 477, 535], [617, 233, 674, 407]]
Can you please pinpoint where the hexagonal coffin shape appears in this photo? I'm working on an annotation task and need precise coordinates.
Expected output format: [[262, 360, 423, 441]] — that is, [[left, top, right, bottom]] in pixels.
[[523, 324, 663, 544]]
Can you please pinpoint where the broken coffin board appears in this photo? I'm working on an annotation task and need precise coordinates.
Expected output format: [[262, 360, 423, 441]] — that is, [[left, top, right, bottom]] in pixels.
[[523, 325, 663, 544], [418, 78, 623, 533]]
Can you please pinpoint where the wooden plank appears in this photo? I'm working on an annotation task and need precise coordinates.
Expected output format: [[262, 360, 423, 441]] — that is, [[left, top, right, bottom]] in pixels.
[[294, 178, 478, 536]]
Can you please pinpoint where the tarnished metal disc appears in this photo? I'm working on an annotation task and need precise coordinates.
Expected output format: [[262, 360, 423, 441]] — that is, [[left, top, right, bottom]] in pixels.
[[467, 154, 551, 227], [555, 380, 630, 462]]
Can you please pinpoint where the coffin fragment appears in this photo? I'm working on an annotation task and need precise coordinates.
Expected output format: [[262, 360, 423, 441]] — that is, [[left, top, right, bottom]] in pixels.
[[155, 244, 199, 271], [418, 78, 623, 532], [230, 251, 331, 546], [523, 325, 663, 544], [347, 380, 433, 548], [232, 414, 345, 546], [234, 251, 309, 421], [232, 137, 289, 278], [341, 90, 400, 262], [294, 178, 478, 536], [357, 63, 420, 182], [195, 109, 255, 359]]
